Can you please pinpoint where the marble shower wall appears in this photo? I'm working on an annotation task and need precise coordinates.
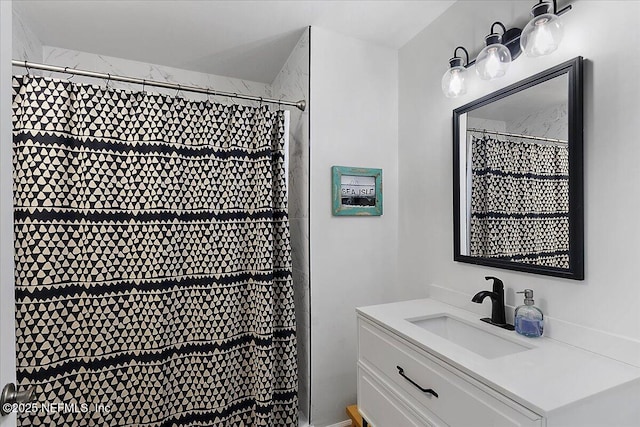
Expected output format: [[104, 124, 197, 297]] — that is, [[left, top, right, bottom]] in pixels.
[[506, 103, 568, 141], [12, 5, 42, 72], [12, 7, 272, 105], [39, 46, 272, 106], [271, 27, 310, 421], [467, 104, 568, 143]]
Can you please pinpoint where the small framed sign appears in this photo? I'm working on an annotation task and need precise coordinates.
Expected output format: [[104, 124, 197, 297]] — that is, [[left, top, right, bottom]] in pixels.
[[332, 166, 383, 216]]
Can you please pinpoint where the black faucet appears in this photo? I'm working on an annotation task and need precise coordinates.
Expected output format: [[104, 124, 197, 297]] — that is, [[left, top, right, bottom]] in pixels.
[[472, 276, 514, 330]]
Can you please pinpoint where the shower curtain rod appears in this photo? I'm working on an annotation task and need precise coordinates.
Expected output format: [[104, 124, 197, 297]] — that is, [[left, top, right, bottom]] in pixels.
[[467, 127, 567, 144], [12, 60, 307, 111]]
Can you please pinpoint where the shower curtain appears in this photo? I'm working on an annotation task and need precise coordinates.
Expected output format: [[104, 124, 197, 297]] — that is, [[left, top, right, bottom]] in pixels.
[[12, 75, 297, 426], [470, 135, 569, 268]]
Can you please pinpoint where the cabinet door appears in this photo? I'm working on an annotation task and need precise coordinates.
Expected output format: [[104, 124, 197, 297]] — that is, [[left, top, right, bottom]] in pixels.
[[358, 366, 440, 427]]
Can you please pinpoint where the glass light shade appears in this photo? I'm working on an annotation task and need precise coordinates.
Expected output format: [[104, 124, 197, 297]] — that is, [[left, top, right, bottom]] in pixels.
[[475, 36, 511, 80], [520, 12, 563, 57], [442, 65, 467, 98]]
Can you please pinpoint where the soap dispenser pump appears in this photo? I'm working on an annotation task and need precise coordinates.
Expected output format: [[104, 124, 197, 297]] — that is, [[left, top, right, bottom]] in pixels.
[[515, 289, 544, 338]]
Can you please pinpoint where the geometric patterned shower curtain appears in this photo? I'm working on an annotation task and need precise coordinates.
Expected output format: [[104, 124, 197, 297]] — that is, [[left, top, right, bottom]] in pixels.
[[12, 75, 298, 427], [470, 135, 569, 268]]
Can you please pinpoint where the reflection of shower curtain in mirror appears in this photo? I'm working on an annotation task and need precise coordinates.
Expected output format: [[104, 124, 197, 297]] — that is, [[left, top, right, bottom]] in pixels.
[[470, 135, 569, 268]]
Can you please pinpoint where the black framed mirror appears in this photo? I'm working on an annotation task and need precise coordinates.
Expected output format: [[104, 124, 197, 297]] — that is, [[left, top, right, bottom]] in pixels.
[[453, 57, 583, 280]]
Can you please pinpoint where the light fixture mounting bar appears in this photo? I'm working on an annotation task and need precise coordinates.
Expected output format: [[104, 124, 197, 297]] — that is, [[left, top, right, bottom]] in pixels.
[[551, 0, 572, 16], [461, 1, 572, 69]]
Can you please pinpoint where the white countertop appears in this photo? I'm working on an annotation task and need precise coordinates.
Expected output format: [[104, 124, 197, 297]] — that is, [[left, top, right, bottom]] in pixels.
[[357, 298, 640, 416]]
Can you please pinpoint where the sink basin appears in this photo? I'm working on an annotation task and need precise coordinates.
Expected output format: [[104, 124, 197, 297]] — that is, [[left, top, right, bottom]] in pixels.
[[408, 315, 531, 359]]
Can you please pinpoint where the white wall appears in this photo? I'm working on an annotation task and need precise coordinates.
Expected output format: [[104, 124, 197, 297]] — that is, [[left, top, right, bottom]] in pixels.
[[398, 1, 640, 342], [309, 27, 398, 426], [271, 28, 311, 421]]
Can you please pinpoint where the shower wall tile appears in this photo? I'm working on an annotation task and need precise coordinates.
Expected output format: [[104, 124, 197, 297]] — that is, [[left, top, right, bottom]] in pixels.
[[272, 28, 310, 421], [290, 219, 309, 277], [40, 46, 272, 106], [467, 117, 506, 133], [467, 104, 568, 142], [272, 29, 309, 221], [506, 103, 568, 141], [12, 6, 42, 74], [292, 265, 310, 336], [287, 129, 310, 220]]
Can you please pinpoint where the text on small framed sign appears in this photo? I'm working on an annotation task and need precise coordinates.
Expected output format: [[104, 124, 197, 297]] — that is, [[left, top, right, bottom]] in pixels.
[[332, 166, 382, 216]]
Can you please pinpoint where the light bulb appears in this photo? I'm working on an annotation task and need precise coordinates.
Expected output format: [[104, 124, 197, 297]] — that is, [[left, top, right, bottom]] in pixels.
[[475, 34, 511, 80], [521, 2, 564, 57], [441, 57, 467, 98], [484, 48, 502, 79], [448, 70, 464, 95]]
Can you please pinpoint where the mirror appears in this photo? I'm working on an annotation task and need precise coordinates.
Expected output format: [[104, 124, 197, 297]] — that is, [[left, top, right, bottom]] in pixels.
[[453, 57, 583, 280]]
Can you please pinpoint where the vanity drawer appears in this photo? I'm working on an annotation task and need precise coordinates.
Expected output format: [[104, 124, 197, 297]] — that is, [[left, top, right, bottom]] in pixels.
[[359, 320, 542, 427], [358, 365, 438, 427]]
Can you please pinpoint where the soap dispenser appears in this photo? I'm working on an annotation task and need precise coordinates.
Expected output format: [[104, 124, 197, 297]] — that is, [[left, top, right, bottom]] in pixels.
[[515, 289, 544, 338]]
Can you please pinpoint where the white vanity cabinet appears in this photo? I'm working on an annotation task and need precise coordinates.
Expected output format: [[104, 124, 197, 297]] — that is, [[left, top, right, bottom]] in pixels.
[[357, 299, 640, 427], [357, 318, 541, 427]]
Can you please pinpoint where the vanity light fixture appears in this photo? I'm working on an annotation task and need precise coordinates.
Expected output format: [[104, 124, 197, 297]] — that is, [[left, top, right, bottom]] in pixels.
[[441, 0, 572, 97], [521, 0, 569, 57], [475, 22, 515, 81], [441, 46, 470, 98]]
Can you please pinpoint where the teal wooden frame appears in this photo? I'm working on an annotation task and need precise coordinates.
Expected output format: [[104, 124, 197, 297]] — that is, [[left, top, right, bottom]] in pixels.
[[331, 166, 383, 216]]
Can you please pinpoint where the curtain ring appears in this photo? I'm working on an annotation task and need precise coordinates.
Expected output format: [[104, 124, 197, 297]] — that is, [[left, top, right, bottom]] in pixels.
[[24, 61, 32, 76], [64, 67, 75, 81], [176, 84, 185, 99], [142, 79, 146, 94]]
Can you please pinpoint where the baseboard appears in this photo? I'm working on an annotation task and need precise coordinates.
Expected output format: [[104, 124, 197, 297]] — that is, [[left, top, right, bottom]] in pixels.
[[324, 421, 351, 427], [428, 283, 640, 367]]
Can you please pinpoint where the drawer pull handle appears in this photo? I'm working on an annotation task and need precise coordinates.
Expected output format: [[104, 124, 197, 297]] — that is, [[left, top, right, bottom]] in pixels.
[[396, 365, 439, 398]]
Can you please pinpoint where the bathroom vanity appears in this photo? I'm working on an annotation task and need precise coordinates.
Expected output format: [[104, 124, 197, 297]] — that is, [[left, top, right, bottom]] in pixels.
[[357, 299, 640, 427]]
